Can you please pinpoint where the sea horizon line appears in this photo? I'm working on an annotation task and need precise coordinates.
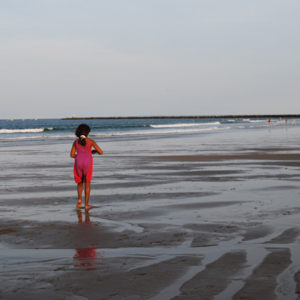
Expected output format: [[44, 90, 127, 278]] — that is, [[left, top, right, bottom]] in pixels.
[[62, 114, 300, 120]]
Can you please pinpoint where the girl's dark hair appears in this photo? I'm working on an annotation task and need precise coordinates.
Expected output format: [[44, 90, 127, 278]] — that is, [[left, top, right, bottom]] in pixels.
[[75, 124, 91, 146]]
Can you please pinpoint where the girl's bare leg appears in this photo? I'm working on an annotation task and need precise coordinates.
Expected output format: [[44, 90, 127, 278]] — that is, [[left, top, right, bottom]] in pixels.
[[85, 182, 92, 210], [77, 182, 83, 207]]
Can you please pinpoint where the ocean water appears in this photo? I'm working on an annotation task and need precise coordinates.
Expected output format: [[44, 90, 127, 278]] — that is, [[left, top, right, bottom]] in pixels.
[[0, 117, 297, 144]]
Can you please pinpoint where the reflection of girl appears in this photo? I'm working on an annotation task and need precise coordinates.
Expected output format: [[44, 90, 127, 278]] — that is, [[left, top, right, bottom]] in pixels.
[[76, 209, 91, 224], [70, 124, 103, 210], [74, 248, 97, 268], [74, 249, 97, 259], [74, 210, 97, 268]]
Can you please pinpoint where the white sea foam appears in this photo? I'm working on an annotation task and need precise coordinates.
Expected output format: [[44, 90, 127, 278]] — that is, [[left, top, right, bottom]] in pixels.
[[0, 127, 223, 141], [92, 126, 223, 138], [0, 134, 73, 140], [150, 122, 220, 129], [0, 128, 53, 134], [248, 120, 266, 123]]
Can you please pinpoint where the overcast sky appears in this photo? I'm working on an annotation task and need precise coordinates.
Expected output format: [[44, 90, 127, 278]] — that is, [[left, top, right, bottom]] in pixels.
[[1, 0, 299, 118]]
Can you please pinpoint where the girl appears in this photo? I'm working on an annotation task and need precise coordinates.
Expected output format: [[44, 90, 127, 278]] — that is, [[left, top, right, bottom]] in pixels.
[[70, 124, 103, 210]]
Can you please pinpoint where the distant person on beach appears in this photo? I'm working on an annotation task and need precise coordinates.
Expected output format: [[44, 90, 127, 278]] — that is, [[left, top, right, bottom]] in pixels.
[[70, 124, 103, 210]]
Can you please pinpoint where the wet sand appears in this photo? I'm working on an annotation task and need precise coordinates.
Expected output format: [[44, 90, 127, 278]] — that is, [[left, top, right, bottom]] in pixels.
[[1, 128, 300, 299]]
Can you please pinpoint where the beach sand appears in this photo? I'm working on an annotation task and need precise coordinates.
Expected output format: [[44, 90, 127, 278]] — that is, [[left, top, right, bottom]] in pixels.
[[1, 127, 300, 299]]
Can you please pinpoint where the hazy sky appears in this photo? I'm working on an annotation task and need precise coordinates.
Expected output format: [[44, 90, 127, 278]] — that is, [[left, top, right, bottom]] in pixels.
[[1, 0, 300, 118]]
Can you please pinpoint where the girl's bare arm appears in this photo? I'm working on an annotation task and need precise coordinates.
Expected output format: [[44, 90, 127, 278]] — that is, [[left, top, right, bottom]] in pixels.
[[70, 142, 76, 158], [90, 139, 103, 155]]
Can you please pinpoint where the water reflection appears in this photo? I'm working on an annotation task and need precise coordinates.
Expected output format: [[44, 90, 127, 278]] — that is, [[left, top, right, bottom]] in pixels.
[[74, 209, 97, 270], [76, 209, 91, 224]]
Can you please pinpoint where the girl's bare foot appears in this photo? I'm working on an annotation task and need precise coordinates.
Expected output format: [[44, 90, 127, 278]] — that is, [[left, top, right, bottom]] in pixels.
[[85, 205, 93, 211], [76, 199, 82, 208]]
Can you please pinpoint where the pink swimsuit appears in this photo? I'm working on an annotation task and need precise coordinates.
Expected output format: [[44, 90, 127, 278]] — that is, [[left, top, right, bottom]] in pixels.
[[74, 139, 93, 183]]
